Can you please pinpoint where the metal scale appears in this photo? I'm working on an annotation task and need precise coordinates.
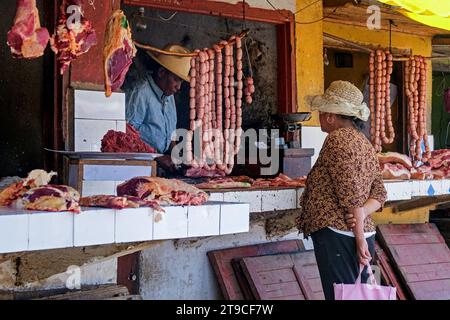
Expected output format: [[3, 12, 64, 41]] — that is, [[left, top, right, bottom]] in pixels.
[[271, 112, 315, 178]]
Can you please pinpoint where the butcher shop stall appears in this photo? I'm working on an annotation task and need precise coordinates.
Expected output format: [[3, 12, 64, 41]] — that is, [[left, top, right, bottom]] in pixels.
[[1, 0, 450, 300]]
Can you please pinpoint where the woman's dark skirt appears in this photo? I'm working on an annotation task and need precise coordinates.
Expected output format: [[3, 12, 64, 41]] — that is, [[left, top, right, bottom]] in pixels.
[[311, 227, 375, 300]]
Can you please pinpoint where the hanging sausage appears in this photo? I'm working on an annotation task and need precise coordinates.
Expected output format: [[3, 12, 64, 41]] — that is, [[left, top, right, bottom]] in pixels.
[[405, 55, 430, 164], [183, 34, 251, 176], [369, 48, 395, 153]]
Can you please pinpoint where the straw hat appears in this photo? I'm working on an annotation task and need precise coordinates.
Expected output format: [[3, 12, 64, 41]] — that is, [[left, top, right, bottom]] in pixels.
[[311, 80, 370, 121], [146, 44, 191, 82]]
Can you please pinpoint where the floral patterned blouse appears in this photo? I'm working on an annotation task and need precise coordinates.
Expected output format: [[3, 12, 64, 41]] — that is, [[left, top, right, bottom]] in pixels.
[[297, 127, 387, 238]]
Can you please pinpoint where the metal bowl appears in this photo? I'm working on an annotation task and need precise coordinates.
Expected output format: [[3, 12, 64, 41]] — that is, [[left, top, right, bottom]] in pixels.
[[271, 112, 312, 123]]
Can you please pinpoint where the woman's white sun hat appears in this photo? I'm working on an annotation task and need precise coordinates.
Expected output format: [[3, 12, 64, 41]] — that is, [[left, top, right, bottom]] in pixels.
[[311, 80, 370, 121]]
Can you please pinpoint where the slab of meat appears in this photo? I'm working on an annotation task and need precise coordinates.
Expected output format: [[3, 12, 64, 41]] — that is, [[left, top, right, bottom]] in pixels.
[[80, 194, 164, 212], [101, 124, 156, 153], [381, 163, 411, 180], [196, 178, 252, 190], [117, 177, 208, 206], [50, 0, 97, 74], [7, 0, 50, 59], [0, 169, 56, 206], [378, 152, 412, 170], [185, 167, 227, 178], [252, 174, 307, 188], [104, 10, 136, 97], [427, 149, 450, 169], [18, 185, 80, 213]]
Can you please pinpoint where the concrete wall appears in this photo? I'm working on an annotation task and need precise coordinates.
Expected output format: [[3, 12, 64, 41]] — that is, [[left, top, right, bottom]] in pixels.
[[139, 219, 311, 300]]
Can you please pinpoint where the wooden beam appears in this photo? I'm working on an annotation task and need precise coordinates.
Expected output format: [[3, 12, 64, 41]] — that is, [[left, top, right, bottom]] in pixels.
[[390, 194, 450, 213]]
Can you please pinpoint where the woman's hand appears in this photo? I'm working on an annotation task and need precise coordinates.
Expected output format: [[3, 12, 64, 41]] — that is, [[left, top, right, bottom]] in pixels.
[[356, 237, 372, 266], [345, 208, 368, 229]]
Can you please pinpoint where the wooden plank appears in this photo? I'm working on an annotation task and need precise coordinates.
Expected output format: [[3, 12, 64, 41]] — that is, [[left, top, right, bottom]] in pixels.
[[239, 250, 324, 300], [117, 252, 140, 295], [37, 285, 129, 300], [377, 223, 450, 300], [231, 258, 255, 300], [374, 241, 408, 300], [207, 240, 304, 300]]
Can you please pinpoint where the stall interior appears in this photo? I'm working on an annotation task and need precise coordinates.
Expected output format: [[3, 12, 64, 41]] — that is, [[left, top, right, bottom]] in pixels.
[[121, 5, 278, 131], [324, 47, 406, 153]]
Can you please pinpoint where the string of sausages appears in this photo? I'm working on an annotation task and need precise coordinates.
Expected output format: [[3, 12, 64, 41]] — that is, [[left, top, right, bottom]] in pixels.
[[187, 35, 255, 175], [405, 55, 430, 164], [369, 48, 395, 153]]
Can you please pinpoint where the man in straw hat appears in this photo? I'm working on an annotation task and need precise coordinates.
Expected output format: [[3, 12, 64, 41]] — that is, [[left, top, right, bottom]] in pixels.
[[297, 80, 387, 300], [126, 44, 191, 172]]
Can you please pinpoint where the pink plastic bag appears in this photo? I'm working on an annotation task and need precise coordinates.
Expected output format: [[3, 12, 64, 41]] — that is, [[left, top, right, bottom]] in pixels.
[[334, 264, 397, 300]]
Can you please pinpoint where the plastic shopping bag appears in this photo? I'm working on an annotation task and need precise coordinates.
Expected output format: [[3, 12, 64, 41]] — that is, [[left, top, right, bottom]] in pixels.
[[334, 264, 396, 300]]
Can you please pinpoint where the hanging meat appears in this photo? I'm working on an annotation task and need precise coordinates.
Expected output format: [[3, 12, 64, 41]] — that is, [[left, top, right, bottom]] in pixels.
[[50, 0, 97, 74], [369, 48, 395, 153], [405, 55, 430, 164], [103, 10, 136, 97], [182, 34, 251, 177], [7, 0, 50, 59]]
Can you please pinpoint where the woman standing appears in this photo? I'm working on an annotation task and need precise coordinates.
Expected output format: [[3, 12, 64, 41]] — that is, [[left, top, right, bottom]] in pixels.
[[297, 80, 387, 300]]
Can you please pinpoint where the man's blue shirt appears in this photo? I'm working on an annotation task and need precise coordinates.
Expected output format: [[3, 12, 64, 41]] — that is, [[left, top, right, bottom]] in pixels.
[[125, 75, 177, 154]]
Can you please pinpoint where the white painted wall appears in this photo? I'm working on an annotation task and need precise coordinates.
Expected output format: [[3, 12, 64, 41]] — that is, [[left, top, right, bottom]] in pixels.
[[221, 0, 295, 12], [301, 126, 327, 166], [139, 220, 312, 300]]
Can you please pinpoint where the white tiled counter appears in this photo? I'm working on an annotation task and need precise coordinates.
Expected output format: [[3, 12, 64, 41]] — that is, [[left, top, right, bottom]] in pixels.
[[0, 201, 249, 254], [205, 180, 450, 213], [209, 188, 304, 213]]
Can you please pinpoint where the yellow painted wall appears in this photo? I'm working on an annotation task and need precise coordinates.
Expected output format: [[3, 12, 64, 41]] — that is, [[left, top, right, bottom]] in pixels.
[[296, 0, 324, 126], [295, 1, 433, 128]]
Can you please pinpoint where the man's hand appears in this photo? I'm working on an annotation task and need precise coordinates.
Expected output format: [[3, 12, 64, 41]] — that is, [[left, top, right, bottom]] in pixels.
[[356, 237, 372, 266], [155, 155, 177, 173]]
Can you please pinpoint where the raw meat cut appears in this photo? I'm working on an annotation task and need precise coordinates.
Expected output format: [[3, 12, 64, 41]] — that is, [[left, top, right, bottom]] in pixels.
[[185, 167, 227, 178], [104, 10, 136, 97], [50, 0, 97, 74], [101, 124, 156, 153], [196, 178, 252, 189], [80, 194, 163, 212], [378, 152, 412, 169], [252, 174, 307, 188], [7, 0, 50, 59], [0, 169, 56, 206], [18, 185, 80, 213], [381, 163, 411, 180], [117, 177, 208, 206], [427, 149, 450, 169]]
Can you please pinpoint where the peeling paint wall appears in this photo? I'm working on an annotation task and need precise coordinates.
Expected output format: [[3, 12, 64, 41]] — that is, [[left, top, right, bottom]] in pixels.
[[139, 217, 312, 300]]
